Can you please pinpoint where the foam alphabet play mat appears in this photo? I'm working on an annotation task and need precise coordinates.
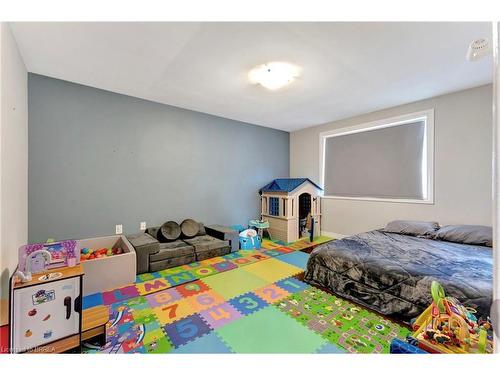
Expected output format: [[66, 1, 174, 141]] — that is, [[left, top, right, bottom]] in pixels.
[[82, 238, 411, 354]]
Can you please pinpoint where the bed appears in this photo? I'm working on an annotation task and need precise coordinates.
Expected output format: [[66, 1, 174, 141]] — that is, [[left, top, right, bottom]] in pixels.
[[304, 230, 493, 322]]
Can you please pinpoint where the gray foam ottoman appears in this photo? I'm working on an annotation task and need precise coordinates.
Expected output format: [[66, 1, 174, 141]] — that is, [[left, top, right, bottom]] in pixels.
[[183, 235, 231, 261], [149, 240, 195, 272], [204, 225, 239, 252], [126, 232, 160, 274]]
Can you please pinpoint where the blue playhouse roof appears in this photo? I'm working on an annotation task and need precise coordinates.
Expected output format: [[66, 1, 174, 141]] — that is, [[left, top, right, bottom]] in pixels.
[[259, 178, 323, 194]]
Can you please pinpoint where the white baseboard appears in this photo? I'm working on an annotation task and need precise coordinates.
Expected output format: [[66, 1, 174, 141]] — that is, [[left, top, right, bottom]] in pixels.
[[321, 231, 346, 239]]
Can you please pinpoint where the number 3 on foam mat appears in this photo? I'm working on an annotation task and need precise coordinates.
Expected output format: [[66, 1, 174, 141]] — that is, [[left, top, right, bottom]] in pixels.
[[238, 296, 258, 310]]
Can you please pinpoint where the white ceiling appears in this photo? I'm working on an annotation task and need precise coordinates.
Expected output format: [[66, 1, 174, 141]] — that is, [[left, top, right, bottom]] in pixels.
[[10, 22, 492, 132]]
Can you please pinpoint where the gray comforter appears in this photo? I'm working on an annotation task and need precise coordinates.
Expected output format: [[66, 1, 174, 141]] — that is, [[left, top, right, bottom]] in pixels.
[[304, 230, 492, 322]]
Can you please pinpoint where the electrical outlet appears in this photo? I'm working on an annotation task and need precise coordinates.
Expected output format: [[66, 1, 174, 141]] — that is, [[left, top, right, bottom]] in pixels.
[[115, 224, 123, 235], [140, 221, 147, 231]]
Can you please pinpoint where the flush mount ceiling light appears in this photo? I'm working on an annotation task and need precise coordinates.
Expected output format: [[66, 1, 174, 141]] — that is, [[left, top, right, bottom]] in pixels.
[[248, 62, 301, 90]]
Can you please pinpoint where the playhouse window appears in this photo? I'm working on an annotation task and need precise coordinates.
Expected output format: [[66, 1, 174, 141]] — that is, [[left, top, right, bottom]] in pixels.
[[269, 197, 280, 216]]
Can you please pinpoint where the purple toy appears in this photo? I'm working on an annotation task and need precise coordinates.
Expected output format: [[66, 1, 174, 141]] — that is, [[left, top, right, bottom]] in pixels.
[[18, 240, 80, 274]]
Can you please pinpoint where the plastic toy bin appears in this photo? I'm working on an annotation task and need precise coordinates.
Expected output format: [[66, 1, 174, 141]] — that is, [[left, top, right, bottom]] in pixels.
[[79, 235, 136, 296]]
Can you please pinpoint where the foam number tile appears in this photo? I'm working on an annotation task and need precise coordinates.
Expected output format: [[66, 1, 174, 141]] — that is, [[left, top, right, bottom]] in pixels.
[[153, 298, 194, 325], [275, 277, 309, 293], [228, 292, 268, 316], [254, 284, 290, 304], [163, 314, 212, 348], [146, 288, 182, 308], [200, 303, 242, 329], [176, 279, 210, 298], [187, 290, 225, 312]]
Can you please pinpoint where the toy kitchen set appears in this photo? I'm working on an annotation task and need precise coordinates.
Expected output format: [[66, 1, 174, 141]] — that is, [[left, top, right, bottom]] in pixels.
[[9, 240, 84, 353]]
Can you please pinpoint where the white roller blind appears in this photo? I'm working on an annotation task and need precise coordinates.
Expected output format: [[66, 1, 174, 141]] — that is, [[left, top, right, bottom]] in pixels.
[[324, 120, 426, 199]]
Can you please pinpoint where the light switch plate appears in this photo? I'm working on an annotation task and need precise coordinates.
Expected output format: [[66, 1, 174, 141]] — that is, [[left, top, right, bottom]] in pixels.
[[140, 222, 147, 231], [116, 224, 123, 235]]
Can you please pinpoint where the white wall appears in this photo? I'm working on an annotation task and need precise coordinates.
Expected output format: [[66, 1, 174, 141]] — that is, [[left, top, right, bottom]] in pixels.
[[0, 23, 28, 301], [291, 85, 492, 236]]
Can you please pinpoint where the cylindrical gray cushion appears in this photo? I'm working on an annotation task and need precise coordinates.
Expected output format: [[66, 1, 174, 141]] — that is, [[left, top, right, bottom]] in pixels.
[[181, 219, 200, 238], [159, 221, 181, 242]]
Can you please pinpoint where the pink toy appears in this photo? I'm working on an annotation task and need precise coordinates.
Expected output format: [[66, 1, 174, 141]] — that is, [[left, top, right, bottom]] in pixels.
[[18, 240, 80, 274]]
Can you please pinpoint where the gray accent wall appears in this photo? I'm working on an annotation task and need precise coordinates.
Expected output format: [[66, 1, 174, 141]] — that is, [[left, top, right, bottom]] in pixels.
[[28, 74, 289, 242]]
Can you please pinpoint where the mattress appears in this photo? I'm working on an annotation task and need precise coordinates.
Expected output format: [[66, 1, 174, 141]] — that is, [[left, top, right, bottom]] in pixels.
[[304, 230, 492, 322]]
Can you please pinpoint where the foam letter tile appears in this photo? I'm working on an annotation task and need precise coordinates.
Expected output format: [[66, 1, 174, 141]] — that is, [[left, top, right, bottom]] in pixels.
[[136, 278, 171, 295], [102, 285, 140, 305], [165, 271, 197, 287], [191, 265, 217, 278], [232, 257, 251, 266], [201, 256, 227, 265], [200, 302, 242, 329], [158, 266, 191, 276], [254, 284, 290, 304], [274, 246, 295, 254], [222, 252, 243, 260], [212, 261, 238, 273], [146, 288, 182, 308], [136, 272, 162, 283], [175, 279, 210, 298], [163, 314, 212, 348]]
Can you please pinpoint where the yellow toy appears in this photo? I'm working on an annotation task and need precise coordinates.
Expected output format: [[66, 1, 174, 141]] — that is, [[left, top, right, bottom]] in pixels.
[[411, 281, 493, 354]]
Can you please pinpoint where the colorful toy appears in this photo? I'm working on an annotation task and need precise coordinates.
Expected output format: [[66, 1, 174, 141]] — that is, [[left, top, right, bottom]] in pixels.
[[239, 229, 261, 250], [411, 281, 493, 354], [259, 178, 322, 243], [18, 240, 80, 276], [80, 246, 124, 262]]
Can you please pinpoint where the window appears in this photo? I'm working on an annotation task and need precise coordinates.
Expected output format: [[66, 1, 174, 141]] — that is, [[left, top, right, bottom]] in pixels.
[[319, 110, 434, 203], [269, 197, 280, 216]]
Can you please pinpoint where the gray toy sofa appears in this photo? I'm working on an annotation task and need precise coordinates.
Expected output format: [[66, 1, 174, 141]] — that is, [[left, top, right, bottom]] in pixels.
[[127, 222, 236, 274]]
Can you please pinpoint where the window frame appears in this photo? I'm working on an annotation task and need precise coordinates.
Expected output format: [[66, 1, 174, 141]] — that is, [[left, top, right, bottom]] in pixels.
[[319, 109, 435, 204], [269, 196, 280, 216]]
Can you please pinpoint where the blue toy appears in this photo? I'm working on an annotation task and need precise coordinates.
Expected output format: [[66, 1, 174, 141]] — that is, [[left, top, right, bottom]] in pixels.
[[239, 229, 261, 250]]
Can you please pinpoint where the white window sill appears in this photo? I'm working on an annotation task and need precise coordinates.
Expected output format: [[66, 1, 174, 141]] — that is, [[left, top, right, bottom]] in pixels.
[[321, 195, 435, 205]]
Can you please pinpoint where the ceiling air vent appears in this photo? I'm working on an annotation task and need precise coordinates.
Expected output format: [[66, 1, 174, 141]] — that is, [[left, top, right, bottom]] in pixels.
[[466, 38, 490, 61]]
